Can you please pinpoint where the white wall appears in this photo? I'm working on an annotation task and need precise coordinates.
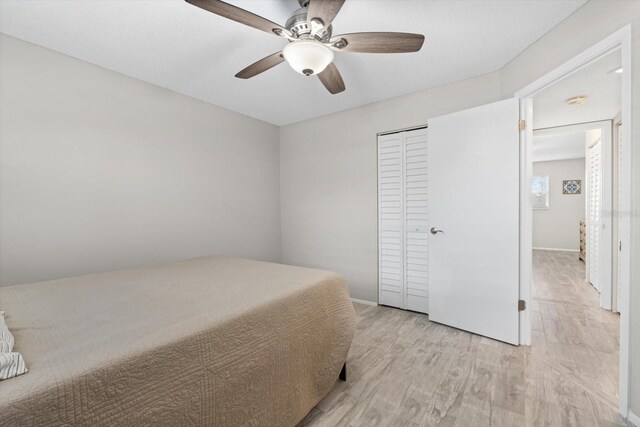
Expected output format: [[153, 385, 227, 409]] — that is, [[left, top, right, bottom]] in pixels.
[[0, 34, 281, 286], [532, 159, 585, 251], [280, 72, 502, 303]]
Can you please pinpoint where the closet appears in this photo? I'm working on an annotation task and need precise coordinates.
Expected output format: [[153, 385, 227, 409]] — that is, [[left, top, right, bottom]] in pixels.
[[377, 128, 428, 313]]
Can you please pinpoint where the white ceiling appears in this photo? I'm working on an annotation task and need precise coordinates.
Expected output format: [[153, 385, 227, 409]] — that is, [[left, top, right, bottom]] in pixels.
[[532, 129, 586, 162], [532, 50, 621, 162], [533, 49, 622, 129], [0, 0, 586, 125]]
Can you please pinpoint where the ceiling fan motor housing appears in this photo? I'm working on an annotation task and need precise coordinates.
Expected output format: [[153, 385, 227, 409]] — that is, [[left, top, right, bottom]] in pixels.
[[285, 7, 332, 42]]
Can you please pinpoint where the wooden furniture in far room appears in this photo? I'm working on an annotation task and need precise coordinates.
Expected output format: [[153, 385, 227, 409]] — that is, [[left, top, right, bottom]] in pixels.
[[579, 219, 586, 261]]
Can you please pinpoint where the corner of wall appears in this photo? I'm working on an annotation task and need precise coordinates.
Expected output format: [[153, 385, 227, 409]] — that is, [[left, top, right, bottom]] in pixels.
[[277, 125, 284, 264]]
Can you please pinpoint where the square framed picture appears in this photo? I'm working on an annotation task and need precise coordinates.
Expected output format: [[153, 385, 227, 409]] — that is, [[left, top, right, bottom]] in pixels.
[[563, 180, 581, 194]]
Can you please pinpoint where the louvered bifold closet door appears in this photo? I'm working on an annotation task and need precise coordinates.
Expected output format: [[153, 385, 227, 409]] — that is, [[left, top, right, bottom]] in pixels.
[[588, 140, 602, 291], [403, 129, 429, 313], [378, 133, 404, 308]]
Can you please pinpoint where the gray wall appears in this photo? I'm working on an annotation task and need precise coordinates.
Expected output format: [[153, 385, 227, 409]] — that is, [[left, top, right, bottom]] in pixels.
[[0, 35, 281, 286], [533, 159, 586, 251], [280, 0, 640, 415]]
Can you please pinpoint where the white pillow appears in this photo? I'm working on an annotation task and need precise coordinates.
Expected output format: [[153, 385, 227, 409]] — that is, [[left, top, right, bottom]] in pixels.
[[0, 352, 27, 380], [0, 311, 15, 352], [0, 310, 28, 380]]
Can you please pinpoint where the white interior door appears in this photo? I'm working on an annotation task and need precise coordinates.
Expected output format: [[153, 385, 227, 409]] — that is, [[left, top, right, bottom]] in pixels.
[[588, 139, 602, 291], [427, 98, 520, 345]]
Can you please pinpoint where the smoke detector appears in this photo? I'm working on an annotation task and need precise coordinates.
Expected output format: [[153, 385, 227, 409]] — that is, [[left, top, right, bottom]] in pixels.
[[566, 96, 588, 106]]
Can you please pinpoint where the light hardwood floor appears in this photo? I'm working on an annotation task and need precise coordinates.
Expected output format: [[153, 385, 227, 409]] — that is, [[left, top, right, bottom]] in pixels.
[[300, 250, 627, 426]]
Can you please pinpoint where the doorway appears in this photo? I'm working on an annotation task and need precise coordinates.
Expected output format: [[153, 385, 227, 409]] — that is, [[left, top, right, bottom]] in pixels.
[[529, 48, 622, 414], [532, 119, 615, 310], [517, 26, 632, 417]]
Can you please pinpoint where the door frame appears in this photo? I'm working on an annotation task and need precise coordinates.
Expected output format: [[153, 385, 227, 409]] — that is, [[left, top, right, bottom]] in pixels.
[[612, 115, 623, 313], [515, 25, 633, 417]]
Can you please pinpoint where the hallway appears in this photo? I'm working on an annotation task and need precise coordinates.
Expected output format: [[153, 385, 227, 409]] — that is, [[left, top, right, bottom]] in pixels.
[[530, 249, 621, 422]]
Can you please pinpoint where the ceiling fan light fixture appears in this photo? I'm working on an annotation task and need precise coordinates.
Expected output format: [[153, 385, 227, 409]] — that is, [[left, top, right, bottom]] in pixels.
[[282, 40, 334, 76]]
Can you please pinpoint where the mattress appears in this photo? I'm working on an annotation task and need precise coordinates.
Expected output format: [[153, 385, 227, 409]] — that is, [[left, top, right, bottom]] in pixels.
[[0, 256, 355, 426]]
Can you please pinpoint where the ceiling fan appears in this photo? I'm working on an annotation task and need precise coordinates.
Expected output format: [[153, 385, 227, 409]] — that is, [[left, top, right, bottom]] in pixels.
[[184, 0, 425, 94]]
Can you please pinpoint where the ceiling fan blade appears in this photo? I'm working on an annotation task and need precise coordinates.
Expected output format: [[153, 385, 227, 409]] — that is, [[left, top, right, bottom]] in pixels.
[[185, 0, 289, 37], [329, 32, 425, 53], [307, 0, 345, 28], [317, 62, 345, 94], [235, 51, 285, 79]]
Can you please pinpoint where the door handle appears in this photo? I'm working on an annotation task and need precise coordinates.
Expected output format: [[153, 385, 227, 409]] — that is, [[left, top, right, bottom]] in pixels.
[[430, 227, 444, 235]]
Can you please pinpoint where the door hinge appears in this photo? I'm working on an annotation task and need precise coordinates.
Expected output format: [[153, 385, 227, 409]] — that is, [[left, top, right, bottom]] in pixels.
[[518, 300, 526, 311], [519, 120, 526, 131]]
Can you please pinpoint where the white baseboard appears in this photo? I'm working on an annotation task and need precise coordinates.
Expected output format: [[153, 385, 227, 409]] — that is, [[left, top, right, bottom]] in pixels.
[[628, 409, 640, 426], [351, 298, 378, 306], [533, 247, 579, 252]]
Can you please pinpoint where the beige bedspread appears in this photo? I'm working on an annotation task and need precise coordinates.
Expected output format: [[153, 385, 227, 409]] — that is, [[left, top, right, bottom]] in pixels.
[[0, 256, 355, 426]]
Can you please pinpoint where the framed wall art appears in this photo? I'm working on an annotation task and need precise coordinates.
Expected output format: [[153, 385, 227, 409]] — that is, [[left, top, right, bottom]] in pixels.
[[563, 179, 581, 195]]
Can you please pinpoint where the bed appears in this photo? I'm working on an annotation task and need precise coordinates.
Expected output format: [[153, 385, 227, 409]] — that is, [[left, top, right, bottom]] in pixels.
[[0, 256, 355, 426]]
